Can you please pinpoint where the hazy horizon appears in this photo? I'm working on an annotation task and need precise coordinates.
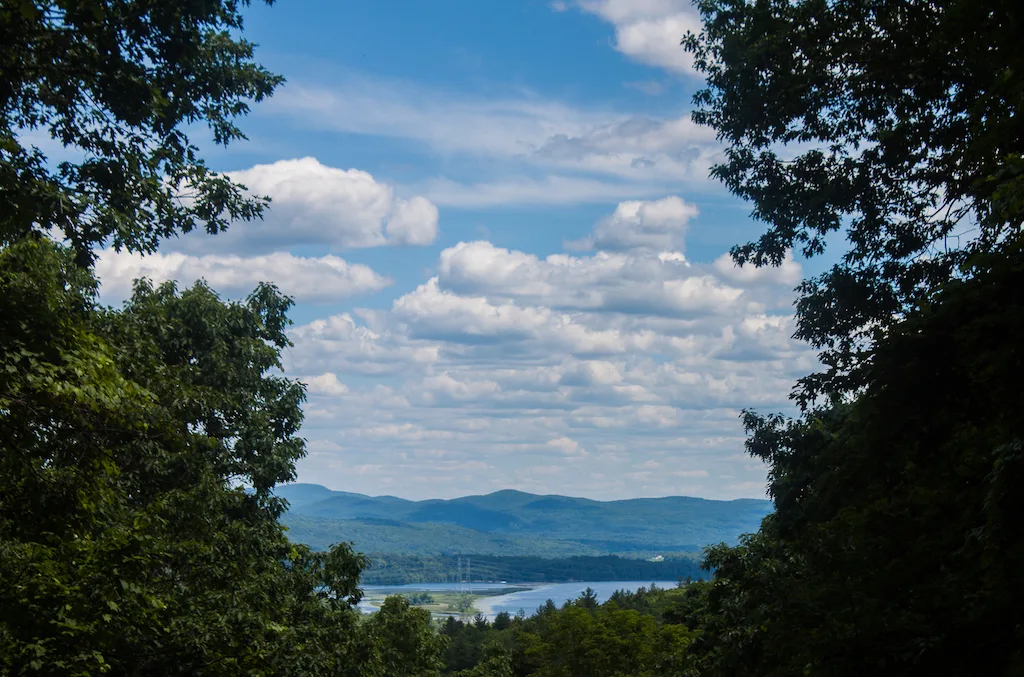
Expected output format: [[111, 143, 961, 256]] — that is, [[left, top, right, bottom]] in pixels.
[[279, 481, 772, 504]]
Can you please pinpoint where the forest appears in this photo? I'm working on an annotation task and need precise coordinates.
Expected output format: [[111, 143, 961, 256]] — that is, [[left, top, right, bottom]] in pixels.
[[1, 0, 1022, 675], [438, 584, 696, 676], [359, 554, 705, 585]]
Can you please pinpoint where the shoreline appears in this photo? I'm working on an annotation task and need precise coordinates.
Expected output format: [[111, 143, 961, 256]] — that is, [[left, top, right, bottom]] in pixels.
[[472, 583, 556, 616], [361, 580, 682, 619]]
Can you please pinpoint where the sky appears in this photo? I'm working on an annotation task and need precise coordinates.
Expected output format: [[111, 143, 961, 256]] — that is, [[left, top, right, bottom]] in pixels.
[[94, 0, 821, 501]]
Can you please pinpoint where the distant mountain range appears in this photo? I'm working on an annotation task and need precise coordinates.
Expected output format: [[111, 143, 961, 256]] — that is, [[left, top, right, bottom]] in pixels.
[[276, 484, 773, 557]]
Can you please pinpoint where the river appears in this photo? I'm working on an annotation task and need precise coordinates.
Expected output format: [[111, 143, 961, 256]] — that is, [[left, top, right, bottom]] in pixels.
[[358, 580, 679, 618], [475, 581, 679, 618]]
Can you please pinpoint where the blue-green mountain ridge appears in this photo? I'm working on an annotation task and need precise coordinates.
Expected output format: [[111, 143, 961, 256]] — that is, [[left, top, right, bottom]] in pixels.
[[276, 484, 773, 557]]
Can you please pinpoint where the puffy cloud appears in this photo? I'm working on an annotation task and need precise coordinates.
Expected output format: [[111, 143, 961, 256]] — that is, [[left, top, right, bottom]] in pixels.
[[567, 196, 698, 252], [572, 1, 703, 74], [547, 437, 589, 458], [392, 278, 637, 355], [611, 13, 702, 74], [96, 249, 390, 303], [433, 196, 756, 321], [393, 278, 551, 343], [286, 312, 440, 376], [172, 158, 438, 253], [438, 241, 553, 297], [304, 373, 349, 397], [559, 361, 623, 387], [420, 372, 501, 403], [386, 196, 440, 245]]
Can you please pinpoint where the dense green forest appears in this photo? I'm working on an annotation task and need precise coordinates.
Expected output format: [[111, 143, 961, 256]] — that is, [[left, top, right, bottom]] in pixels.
[[282, 514, 608, 558], [360, 554, 705, 586], [437, 584, 696, 676], [2, 0, 1022, 675]]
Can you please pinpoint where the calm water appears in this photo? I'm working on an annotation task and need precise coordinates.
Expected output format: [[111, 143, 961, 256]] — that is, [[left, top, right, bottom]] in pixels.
[[363, 582, 517, 593], [357, 580, 679, 617], [476, 581, 679, 618]]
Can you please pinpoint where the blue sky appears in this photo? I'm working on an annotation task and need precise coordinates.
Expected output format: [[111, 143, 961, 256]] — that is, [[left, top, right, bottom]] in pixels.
[[96, 0, 820, 501]]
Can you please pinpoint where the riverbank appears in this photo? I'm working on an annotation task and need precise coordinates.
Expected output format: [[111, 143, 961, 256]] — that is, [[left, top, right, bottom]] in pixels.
[[359, 580, 682, 619], [360, 584, 537, 618]]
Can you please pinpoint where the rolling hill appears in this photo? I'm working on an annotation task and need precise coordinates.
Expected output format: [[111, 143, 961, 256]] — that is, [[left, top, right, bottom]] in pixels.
[[276, 484, 772, 557], [282, 514, 604, 556]]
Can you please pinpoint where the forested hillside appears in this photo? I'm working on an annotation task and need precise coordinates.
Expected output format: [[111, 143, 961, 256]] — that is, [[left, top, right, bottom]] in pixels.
[[282, 514, 605, 557], [360, 554, 705, 585], [277, 484, 770, 556]]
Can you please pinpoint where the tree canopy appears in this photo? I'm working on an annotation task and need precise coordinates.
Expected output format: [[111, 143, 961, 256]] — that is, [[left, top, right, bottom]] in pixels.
[[0, 0, 282, 266], [0, 1, 443, 675], [672, 1, 1024, 674], [0, 237, 376, 675], [679, 243, 1024, 675], [685, 0, 1024, 404]]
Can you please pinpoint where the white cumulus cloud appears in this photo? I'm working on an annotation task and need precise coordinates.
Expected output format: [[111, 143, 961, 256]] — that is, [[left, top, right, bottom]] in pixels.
[[286, 312, 441, 377], [573, 0, 702, 74], [304, 373, 350, 397], [171, 157, 438, 253], [386, 196, 440, 245], [568, 196, 698, 252], [96, 249, 391, 303]]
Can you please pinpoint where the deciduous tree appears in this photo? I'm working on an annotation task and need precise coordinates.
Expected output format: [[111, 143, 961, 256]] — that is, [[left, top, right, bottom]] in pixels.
[[0, 0, 282, 266], [685, 0, 1024, 403]]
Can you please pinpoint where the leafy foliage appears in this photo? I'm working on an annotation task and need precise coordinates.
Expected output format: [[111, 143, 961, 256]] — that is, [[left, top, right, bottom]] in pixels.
[[0, 1, 445, 675], [684, 0, 1024, 403], [0, 240, 377, 674], [646, 1, 1024, 675], [364, 597, 447, 677], [0, 0, 283, 265], [682, 242, 1024, 676], [676, 1, 1024, 673], [441, 585, 695, 677]]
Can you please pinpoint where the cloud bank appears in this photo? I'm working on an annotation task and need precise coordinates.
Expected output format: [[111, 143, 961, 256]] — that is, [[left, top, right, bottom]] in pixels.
[[278, 198, 814, 499], [97, 249, 391, 304]]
